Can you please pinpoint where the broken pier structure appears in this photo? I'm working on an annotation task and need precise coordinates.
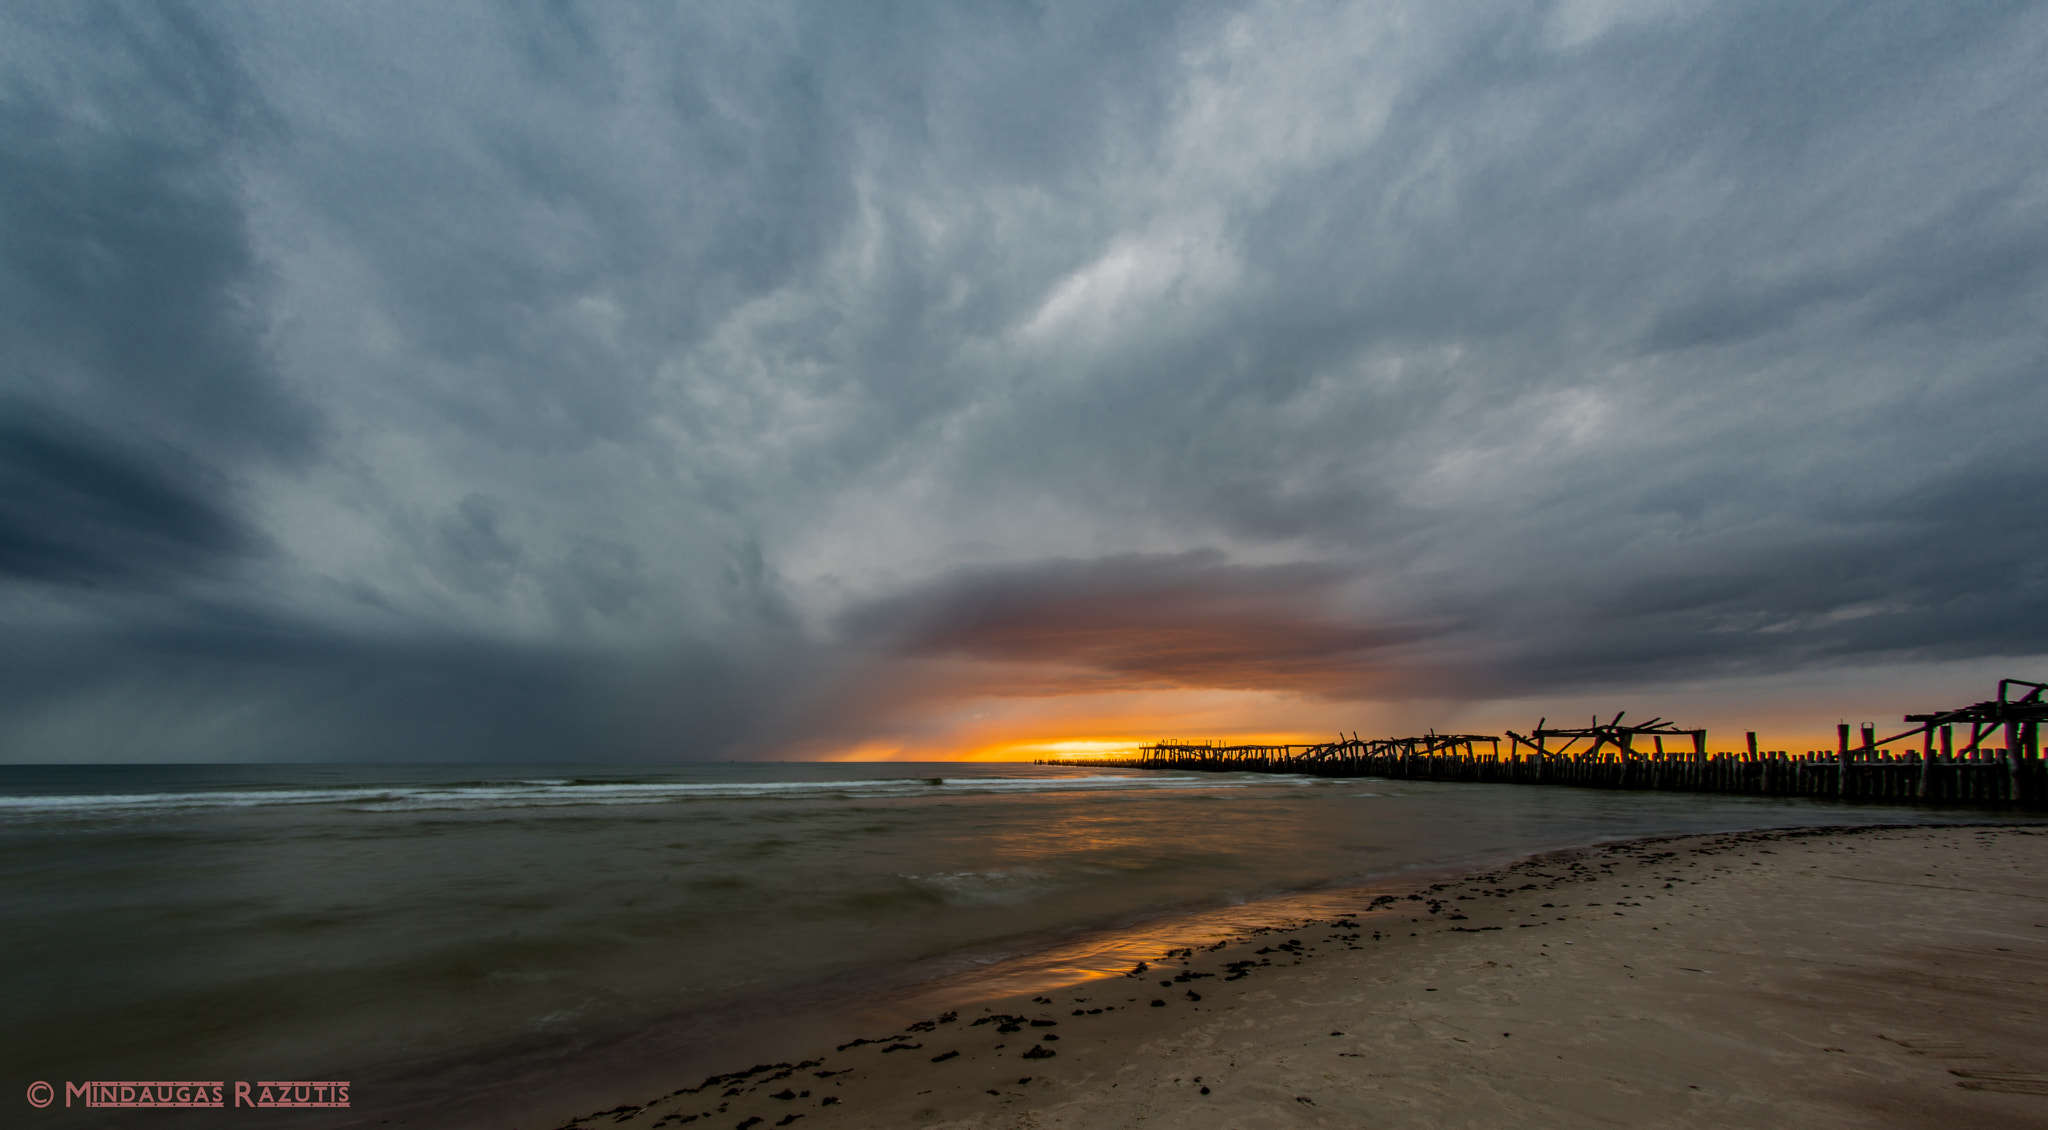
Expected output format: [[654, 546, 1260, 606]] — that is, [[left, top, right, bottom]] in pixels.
[[1038, 679, 2046, 805]]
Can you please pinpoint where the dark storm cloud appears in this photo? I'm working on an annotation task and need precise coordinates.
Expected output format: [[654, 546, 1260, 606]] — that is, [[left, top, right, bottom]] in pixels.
[[2, 0, 2045, 759], [0, 408, 260, 587], [0, 4, 304, 603], [0, 616, 803, 762], [842, 553, 1450, 699], [0, 3, 314, 463]]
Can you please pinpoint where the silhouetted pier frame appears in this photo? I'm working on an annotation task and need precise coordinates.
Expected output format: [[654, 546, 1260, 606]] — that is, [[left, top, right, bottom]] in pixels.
[[1038, 678, 2048, 807]]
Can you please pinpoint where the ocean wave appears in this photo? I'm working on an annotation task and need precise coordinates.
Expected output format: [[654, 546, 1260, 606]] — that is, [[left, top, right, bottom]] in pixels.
[[0, 771, 1291, 817], [900, 868, 1067, 907]]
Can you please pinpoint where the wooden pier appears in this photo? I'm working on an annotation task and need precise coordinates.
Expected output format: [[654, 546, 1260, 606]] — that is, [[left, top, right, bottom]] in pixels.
[[1038, 679, 2048, 807]]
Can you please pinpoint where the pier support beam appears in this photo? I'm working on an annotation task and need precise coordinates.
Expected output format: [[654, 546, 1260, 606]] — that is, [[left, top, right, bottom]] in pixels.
[[1058, 679, 2046, 808]]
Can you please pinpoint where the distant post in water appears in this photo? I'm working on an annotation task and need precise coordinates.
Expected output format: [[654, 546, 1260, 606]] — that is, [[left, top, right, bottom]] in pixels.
[[1746, 731, 1758, 758], [1837, 723, 1851, 796], [2007, 721, 2023, 799], [1918, 725, 1934, 799]]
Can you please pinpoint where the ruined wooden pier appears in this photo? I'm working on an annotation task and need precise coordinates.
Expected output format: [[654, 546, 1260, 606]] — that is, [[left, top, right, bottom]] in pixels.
[[1039, 679, 2048, 807]]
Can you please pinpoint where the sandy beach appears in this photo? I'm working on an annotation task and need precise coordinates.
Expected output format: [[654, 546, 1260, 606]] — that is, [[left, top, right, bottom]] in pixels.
[[549, 823, 2048, 1130]]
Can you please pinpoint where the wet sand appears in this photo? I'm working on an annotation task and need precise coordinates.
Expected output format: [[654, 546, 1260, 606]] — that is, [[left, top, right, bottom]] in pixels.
[[548, 824, 2048, 1129]]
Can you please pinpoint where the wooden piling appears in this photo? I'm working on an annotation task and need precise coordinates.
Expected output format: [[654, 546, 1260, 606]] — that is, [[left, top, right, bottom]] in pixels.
[[1042, 680, 2045, 807]]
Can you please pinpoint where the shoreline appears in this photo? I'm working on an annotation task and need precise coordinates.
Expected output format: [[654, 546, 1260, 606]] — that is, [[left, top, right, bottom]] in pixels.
[[33, 771, 1992, 1130], [541, 821, 2048, 1130], [365, 809, 1928, 1130], [359, 837, 1564, 1130]]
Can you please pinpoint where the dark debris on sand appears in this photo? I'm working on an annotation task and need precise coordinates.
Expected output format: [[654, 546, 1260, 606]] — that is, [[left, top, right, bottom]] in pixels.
[[553, 825, 2004, 1130]]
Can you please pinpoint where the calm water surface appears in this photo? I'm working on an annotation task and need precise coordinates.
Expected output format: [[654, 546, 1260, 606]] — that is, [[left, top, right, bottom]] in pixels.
[[0, 761, 2017, 1124]]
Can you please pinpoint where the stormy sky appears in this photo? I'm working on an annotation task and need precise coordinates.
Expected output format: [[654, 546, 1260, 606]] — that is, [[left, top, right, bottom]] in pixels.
[[3, 0, 2046, 762]]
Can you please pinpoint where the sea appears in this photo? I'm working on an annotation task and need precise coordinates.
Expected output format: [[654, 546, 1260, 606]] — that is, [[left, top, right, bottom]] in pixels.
[[1, 761, 2024, 1127]]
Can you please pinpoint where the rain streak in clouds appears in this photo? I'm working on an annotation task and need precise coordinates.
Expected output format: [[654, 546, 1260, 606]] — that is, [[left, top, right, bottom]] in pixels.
[[2, 0, 2046, 761]]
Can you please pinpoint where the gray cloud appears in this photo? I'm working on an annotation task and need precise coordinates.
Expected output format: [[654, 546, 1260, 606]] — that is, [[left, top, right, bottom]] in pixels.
[[0, 408, 260, 588], [0, 3, 313, 463], [2, 0, 2045, 759], [838, 551, 1447, 699]]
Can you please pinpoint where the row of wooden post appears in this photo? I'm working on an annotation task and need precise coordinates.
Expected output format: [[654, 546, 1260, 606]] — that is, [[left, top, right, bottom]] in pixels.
[[1038, 723, 2044, 806]]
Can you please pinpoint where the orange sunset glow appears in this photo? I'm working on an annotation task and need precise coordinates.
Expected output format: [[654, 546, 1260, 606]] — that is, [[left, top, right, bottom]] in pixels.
[[811, 687, 1380, 763], [795, 653, 2041, 763], [777, 553, 2048, 764]]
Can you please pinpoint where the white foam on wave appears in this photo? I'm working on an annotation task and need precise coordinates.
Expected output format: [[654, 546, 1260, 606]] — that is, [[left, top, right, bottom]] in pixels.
[[0, 771, 1299, 817], [0, 787, 411, 813], [901, 867, 1067, 907]]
